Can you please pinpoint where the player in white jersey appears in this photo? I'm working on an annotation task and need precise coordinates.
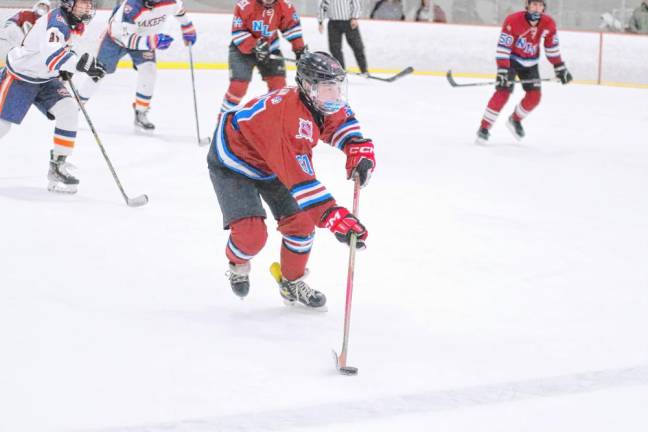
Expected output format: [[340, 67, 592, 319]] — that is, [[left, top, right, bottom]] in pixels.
[[0, 0, 106, 194], [75, 0, 198, 131], [0, 0, 51, 67]]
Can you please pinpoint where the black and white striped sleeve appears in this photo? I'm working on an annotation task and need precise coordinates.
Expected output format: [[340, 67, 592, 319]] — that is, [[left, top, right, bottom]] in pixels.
[[350, 0, 361, 19]]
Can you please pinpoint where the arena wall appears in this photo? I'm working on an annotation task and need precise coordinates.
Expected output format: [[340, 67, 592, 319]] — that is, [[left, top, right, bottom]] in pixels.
[[2, 8, 647, 87]]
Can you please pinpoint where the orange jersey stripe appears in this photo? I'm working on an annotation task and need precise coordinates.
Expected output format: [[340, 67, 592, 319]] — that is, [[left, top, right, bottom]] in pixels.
[[48, 49, 69, 72], [53, 137, 75, 148], [0, 73, 15, 115]]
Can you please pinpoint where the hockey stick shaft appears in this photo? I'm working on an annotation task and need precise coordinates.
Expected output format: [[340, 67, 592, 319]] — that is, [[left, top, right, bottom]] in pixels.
[[269, 53, 296, 63], [338, 176, 361, 368], [269, 54, 411, 83], [188, 46, 203, 144], [67, 79, 148, 207], [446, 70, 556, 87]]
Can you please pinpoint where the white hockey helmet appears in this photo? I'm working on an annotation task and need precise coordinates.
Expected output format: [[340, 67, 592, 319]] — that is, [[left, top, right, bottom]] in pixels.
[[32, 0, 51, 17]]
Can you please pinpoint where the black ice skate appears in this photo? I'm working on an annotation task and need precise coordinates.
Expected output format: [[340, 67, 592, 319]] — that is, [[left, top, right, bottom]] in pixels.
[[506, 115, 525, 141], [281, 274, 327, 311], [226, 262, 250, 298], [47, 150, 79, 194], [270, 262, 327, 311], [475, 127, 490, 145], [133, 104, 155, 131]]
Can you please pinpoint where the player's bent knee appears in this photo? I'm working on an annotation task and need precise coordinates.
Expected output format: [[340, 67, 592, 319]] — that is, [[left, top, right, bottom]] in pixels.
[[526, 89, 542, 106], [230, 217, 268, 256], [278, 212, 315, 237], [227, 80, 250, 98], [49, 97, 77, 122], [265, 76, 286, 91]]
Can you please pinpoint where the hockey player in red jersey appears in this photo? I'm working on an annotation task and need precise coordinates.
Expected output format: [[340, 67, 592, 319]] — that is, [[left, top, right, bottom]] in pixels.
[[208, 51, 375, 310], [0, 0, 51, 66], [219, 0, 308, 113], [476, 0, 572, 144]]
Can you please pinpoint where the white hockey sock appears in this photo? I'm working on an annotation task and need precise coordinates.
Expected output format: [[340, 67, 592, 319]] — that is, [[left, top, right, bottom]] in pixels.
[[135, 61, 157, 112], [0, 119, 11, 139], [74, 73, 101, 103], [49, 98, 79, 157]]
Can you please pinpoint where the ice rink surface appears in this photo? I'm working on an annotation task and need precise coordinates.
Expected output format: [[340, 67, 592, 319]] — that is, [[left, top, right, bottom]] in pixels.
[[1, 69, 648, 431]]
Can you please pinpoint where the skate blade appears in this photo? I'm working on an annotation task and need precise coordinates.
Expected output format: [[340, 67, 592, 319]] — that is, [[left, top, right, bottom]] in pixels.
[[282, 298, 328, 312], [505, 121, 523, 142], [47, 181, 77, 194], [134, 125, 155, 135], [474, 136, 488, 146]]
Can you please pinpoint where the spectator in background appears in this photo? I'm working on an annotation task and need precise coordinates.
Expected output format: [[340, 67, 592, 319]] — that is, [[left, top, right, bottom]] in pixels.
[[318, 0, 369, 76], [370, 0, 405, 21], [599, 12, 624, 32], [452, 0, 482, 24], [414, 0, 447, 23], [629, 0, 648, 33]]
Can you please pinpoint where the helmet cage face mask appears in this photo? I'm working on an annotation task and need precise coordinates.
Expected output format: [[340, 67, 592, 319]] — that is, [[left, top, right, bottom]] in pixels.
[[62, 0, 95, 25], [526, 0, 545, 21], [303, 77, 348, 115]]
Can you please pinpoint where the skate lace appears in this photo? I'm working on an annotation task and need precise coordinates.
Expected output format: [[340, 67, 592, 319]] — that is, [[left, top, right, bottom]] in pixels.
[[288, 279, 316, 303], [137, 110, 151, 123], [225, 271, 248, 284]]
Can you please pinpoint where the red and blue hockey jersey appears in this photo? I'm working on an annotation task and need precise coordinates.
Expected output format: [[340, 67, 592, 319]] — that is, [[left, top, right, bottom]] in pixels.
[[496, 11, 563, 68], [231, 0, 305, 55], [213, 87, 363, 224]]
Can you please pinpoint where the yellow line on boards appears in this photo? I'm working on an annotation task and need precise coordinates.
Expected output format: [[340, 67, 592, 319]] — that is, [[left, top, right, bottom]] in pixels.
[[112, 61, 648, 90]]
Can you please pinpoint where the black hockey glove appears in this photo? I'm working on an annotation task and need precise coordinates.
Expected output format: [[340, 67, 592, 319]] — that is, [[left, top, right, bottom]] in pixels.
[[496, 68, 512, 89], [254, 39, 270, 64], [76, 53, 106, 80], [554, 62, 573, 84], [294, 45, 308, 61]]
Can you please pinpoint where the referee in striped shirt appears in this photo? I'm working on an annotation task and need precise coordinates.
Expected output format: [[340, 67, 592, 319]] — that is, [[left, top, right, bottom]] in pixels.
[[318, 0, 369, 75]]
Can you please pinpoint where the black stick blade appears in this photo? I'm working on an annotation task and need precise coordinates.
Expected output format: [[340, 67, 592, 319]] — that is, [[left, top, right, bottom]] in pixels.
[[446, 70, 459, 87], [339, 366, 358, 376], [386, 66, 414, 82]]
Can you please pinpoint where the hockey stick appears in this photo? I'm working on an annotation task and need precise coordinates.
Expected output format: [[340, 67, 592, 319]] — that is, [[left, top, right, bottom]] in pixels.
[[268, 54, 413, 83], [188, 46, 210, 146], [67, 79, 149, 207], [332, 175, 362, 376], [350, 66, 414, 82], [446, 70, 557, 88]]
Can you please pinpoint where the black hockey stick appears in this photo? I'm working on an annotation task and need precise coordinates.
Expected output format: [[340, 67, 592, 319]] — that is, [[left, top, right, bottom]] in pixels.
[[446, 70, 557, 87], [350, 66, 414, 82], [67, 79, 149, 207], [188, 46, 210, 146], [268, 54, 413, 83]]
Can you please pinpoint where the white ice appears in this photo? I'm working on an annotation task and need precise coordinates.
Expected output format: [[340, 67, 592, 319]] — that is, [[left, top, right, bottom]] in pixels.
[[1, 69, 648, 432]]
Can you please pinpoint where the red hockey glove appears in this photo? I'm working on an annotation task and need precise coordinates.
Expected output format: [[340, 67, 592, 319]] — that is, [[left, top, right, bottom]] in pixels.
[[343, 137, 375, 187], [321, 206, 368, 249]]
